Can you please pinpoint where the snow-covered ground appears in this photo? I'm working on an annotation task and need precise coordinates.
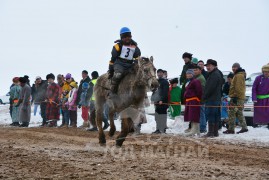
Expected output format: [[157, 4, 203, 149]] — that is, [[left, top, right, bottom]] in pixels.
[[1, 104, 269, 146]]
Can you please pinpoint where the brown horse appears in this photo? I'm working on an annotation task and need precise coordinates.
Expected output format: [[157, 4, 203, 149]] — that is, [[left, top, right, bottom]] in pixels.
[[94, 57, 159, 147]]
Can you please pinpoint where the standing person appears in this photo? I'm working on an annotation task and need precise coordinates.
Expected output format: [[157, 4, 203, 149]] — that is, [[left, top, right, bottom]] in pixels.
[[168, 78, 181, 119], [198, 60, 209, 79], [151, 69, 169, 134], [57, 74, 65, 127], [58, 73, 73, 127], [252, 65, 269, 129], [33, 76, 48, 126], [77, 70, 91, 104], [9, 81, 15, 118], [46, 73, 60, 127], [221, 73, 234, 127], [87, 71, 99, 131], [108, 27, 141, 95], [223, 63, 248, 134], [66, 82, 78, 127], [203, 59, 223, 137], [78, 82, 90, 128], [16, 77, 31, 127], [184, 69, 203, 136], [180, 52, 193, 104], [9, 77, 21, 126], [194, 65, 207, 133], [24, 75, 30, 86]]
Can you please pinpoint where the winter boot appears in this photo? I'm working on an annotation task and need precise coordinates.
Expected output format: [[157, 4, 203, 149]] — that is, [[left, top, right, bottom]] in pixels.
[[214, 123, 219, 137], [236, 128, 248, 134], [103, 123, 110, 130], [185, 122, 200, 137], [184, 122, 192, 133], [223, 129, 235, 134], [203, 123, 214, 138], [19, 122, 29, 127]]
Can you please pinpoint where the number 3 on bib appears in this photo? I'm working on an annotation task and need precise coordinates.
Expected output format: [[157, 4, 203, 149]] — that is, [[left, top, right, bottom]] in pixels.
[[120, 45, 136, 60]]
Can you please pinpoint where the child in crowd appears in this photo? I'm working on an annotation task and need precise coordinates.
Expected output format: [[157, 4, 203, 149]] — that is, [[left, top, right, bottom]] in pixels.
[[65, 82, 78, 127]]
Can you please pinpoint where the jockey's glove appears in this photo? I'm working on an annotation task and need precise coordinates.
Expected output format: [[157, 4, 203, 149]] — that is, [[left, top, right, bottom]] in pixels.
[[108, 64, 114, 79]]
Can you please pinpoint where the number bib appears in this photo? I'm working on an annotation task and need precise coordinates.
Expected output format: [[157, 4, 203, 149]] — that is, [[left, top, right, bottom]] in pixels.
[[119, 45, 136, 60]]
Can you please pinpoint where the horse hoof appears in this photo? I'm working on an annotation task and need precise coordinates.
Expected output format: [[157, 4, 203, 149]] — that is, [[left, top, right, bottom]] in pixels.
[[99, 138, 106, 145], [109, 131, 115, 137]]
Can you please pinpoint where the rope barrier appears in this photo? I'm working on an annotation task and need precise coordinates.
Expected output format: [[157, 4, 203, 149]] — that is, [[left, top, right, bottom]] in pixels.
[[153, 103, 268, 108]]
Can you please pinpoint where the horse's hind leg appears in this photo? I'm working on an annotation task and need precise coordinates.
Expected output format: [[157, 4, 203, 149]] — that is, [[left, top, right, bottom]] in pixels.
[[96, 100, 106, 145], [108, 110, 116, 137], [116, 117, 132, 147]]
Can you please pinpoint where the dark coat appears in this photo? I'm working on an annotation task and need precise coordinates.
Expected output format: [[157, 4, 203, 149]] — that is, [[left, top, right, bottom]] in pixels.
[[180, 61, 192, 85], [77, 76, 91, 104], [203, 68, 223, 102], [202, 69, 209, 80], [33, 80, 48, 104]]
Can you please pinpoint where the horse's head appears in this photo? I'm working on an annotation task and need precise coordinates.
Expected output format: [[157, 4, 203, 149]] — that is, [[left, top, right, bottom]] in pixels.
[[138, 56, 159, 91]]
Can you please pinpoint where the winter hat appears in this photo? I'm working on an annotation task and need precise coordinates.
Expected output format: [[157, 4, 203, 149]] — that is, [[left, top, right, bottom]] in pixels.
[[35, 76, 41, 80], [191, 57, 199, 64], [13, 77, 20, 83], [57, 74, 63, 79], [262, 65, 269, 72], [232, 63, 241, 68], [82, 70, 88, 75], [91, 71, 99, 79], [182, 52, 193, 59], [82, 82, 89, 89], [205, 59, 217, 66], [170, 78, 179, 84], [70, 82, 78, 88], [157, 69, 164, 73], [227, 73, 234, 79], [46, 73, 55, 80], [19, 77, 27, 83], [186, 69, 195, 76], [65, 73, 72, 79]]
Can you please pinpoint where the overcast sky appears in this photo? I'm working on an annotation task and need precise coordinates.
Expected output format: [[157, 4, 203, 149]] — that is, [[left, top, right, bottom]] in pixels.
[[0, 0, 268, 95]]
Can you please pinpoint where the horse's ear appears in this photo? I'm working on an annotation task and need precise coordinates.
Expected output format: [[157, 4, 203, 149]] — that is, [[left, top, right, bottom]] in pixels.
[[150, 56, 154, 63]]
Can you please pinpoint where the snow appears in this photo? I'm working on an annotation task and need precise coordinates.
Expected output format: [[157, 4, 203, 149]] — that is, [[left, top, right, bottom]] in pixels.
[[0, 105, 269, 146]]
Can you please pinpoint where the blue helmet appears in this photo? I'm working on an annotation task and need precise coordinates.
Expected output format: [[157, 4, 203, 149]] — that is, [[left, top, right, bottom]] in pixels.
[[120, 27, 131, 35], [82, 82, 89, 89]]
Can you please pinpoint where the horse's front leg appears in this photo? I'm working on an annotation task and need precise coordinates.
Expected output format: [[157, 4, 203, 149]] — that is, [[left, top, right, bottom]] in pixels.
[[116, 117, 132, 147], [108, 110, 116, 137], [96, 108, 106, 145]]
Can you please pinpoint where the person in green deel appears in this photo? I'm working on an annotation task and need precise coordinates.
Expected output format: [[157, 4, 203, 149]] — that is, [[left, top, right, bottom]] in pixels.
[[168, 78, 181, 119]]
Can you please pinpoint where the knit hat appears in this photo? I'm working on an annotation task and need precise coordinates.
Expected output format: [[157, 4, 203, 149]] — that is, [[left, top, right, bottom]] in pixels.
[[262, 65, 269, 72], [182, 52, 193, 59], [35, 76, 41, 80], [13, 77, 20, 83], [186, 69, 195, 76], [65, 73, 72, 79], [191, 57, 199, 64], [70, 82, 78, 88], [57, 74, 63, 79], [46, 73, 55, 80], [232, 63, 241, 68], [82, 82, 89, 89], [19, 77, 27, 83]]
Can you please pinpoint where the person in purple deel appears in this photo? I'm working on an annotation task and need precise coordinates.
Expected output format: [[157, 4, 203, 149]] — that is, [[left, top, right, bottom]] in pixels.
[[252, 65, 269, 129]]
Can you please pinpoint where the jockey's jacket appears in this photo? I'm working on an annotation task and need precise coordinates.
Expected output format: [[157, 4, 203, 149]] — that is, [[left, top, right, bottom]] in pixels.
[[109, 39, 141, 65]]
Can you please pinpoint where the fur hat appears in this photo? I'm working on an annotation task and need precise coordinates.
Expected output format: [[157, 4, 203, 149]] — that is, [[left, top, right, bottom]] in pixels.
[[46, 73, 55, 80], [13, 77, 20, 83], [262, 65, 269, 72], [205, 59, 217, 66], [19, 77, 27, 83], [70, 82, 78, 88], [182, 52, 193, 59]]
